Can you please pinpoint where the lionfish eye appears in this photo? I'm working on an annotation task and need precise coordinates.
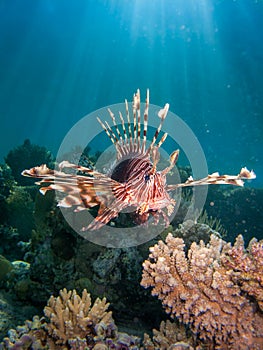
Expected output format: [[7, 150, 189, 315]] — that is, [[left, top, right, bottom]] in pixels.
[[144, 174, 151, 182]]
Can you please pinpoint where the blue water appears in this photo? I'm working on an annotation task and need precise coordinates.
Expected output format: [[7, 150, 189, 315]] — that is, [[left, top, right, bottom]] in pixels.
[[0, 0, 262, 186]]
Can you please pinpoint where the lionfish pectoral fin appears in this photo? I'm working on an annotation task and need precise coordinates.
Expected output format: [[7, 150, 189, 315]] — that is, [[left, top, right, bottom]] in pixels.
[[85, 207, 119, 231], [22, 163, 122, 208], [22, 164, 54, 178], [86, 185, 132, 230], [167, 167, 256, 191]]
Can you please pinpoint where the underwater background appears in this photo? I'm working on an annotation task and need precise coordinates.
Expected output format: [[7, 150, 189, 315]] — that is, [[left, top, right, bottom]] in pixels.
[[0, 1, 263, 349], [0, 0, 262, 186]]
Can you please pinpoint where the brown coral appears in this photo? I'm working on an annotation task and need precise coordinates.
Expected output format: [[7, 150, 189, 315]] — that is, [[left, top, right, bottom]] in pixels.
[[44, 288, 116, 345], [221, 234, 263, 311], [143, 320, 195, 350], [141, 233, 263, 349]]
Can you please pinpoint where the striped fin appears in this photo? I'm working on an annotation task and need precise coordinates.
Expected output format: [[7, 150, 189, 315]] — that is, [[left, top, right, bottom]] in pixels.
[[167, 167, 256, 191], [97, 117, 124, 158], [156, 132, 168, 149], [161, 149, 180, 176], [142, 89, 149, 153], [119, 111, 128, 142], [125, 99, 133, 147], [149, 146, 160, 175], [86, 207, 118, 230], [97, 89, 170, 160], [22, 164, 130, 230], [86, 190, 130, 230], [132, 90, 139, 151], [135, 90, 141, 149], [146, 103, 169, 155], [108, 108, 124, 146]]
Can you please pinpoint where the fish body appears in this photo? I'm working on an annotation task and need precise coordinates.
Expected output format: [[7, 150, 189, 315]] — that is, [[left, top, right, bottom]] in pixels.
[[22, 90, 256, 230]]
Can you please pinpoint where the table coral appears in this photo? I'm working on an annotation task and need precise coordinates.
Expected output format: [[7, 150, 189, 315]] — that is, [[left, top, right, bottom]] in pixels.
[[141, 233, 263, 349]]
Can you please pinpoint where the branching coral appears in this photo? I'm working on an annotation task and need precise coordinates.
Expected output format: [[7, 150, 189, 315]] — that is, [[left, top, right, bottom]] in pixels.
[[1, 315, 47, 349], [1, 289, 141, 349], [143, 320, 195, 350], [44, 288, 116, 345], [141, 233, 263, 349], [221, 234, 263, 311]]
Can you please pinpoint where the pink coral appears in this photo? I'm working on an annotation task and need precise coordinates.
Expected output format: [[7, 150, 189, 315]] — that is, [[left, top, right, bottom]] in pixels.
[[221, 234, 263, 311], [141, 233, 263, 349]]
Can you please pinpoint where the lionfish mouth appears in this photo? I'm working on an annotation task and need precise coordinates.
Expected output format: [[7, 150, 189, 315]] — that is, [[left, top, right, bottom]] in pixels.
[[22, 89, 256, 231]]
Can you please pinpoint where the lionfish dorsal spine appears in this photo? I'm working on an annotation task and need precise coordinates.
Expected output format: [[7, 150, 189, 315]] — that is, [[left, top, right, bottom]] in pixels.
[[142, 89, 149, 154], [161, 149, 180, 176], [132, 90, 139, 151], [146, 102, 169, 155], [118, 111, 127, 143], [157, 132, 168, 149], [97, 117, 123, 159], [137, 97, 141, 149], [125, 99, 133, 147], [98, 89, 171, 162], [108, 108, 123, 144]]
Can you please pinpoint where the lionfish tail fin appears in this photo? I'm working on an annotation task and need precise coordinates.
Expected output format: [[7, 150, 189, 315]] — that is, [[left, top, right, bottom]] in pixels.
[[167, 167, 256, 191]]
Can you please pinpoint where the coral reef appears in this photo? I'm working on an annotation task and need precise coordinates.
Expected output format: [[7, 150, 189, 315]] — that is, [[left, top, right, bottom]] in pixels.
[[143, 320, 195, 350], [1, 289, 141, 349], [0, 225, 23, 261], [141, 231, 263, 349], [221, 234, 263, 311], [1, 140, 263, 349], [0, 255, 13, 281], [197, 210, 227, 237], [5, 139, 54, 186], [0, 164, 16, 198], [167, 220, 221, 251], [6, 187, 35, 240], [0, 290, 40, 342], [1, 316, 47, 349], [44, 288, 116, 345]]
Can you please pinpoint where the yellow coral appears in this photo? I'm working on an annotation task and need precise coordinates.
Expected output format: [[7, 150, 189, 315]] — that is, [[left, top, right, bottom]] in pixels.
[[44, 288, 116, 345]]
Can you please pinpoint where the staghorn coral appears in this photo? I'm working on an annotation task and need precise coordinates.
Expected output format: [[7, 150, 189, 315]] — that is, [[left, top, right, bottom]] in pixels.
[[221, 234, 263, 311], [141, 233, 263, 349], [44, 288, 116, 345]]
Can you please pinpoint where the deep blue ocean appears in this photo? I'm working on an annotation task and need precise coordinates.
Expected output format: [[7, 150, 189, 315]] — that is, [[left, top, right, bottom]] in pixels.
[[0, 0, 262, 186]]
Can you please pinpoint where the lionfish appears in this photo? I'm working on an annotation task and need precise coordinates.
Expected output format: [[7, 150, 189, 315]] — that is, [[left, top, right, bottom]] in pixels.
[[22, 90, 255, 230]]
